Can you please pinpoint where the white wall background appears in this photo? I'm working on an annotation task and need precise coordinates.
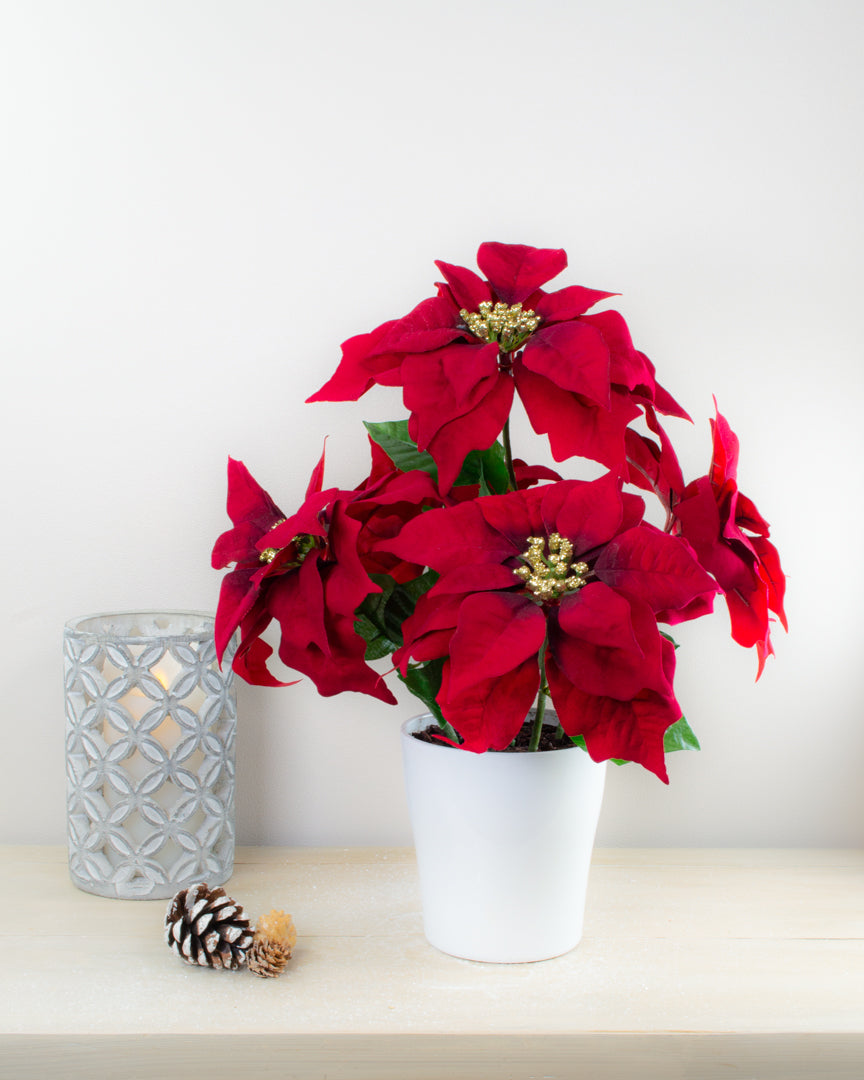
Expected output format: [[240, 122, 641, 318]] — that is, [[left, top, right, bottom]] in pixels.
[[2, 0, 862, 847]]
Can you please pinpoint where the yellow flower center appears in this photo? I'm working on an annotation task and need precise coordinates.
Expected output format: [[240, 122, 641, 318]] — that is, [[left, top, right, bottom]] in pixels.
[[513, 533, 589, 601], [460, 301, 541, 352], [259, 524, 318, 566]]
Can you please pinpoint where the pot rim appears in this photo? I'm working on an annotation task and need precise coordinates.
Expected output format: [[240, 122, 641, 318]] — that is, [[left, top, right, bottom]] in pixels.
[[400, 711, 588, 755]]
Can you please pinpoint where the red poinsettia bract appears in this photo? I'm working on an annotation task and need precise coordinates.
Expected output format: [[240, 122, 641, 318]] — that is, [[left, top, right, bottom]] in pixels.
[[347, 439, 449, 583], [308, 242, 689, 491], [673, 407, 787, 677], [211, 454, 398, 702], [385, 474, 719, 781]]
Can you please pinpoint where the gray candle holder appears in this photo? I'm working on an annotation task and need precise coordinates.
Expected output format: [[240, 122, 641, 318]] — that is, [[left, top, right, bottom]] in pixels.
[[63, 611, 237, 899]]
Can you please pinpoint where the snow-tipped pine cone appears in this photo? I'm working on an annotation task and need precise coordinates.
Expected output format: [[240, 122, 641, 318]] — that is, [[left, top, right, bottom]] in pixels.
[[165, 883, 254, 970]]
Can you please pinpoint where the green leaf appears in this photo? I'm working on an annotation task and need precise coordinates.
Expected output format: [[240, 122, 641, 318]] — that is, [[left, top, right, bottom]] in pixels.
[[452, 442, 509, 493], [394, 569, 438, 605], [397, 658, 448, 729], [360, 574, 396, 619], [353, 613, 398, 661], [660, 631, 680, 649], [354, 577, 399, 660], [364, 419, 512, 495], [354, 572, 438, 661], [663, 715, 701, 753], [380, 571, 437, 648], [466, 442, 511, 495], [363, 420, 438, 477]]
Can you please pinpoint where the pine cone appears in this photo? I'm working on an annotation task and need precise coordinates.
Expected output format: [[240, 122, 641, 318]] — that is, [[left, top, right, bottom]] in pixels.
[[165, 883, 254, 970], [247, 909, 297, 978]]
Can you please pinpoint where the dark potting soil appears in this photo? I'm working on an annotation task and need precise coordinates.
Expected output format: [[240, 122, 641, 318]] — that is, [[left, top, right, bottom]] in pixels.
[[412, 723, 571, 753]]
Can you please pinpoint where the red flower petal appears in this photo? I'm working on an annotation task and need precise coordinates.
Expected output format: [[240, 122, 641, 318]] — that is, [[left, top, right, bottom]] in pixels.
[[734, 491, 772, 538], [385, 499, 515, 576], [214, 568, 259, 661], [434, 260, 492, 312], [652, 378, 692, 421], [624, 406, 685, 504], [521, 321, 612, 408], [514, 361, 639, 472], [752, 536, 787, 629], [593, 524, 719, 621], [224, 457, 282, 532], [534, 285, 617, 322], [392, 589, 467, 673], [305, 446, 327, 497], [212, 521, 263, 570], [349, 465, 446, 583], [375, 295, 464, 355], [674, 475, 721, 546], [475, 486, 544, 548], [233, 630, 298, 688], [724, 575, 771, 651], [324, 502, 383, 617], [431, 563, 522, 595], [265, 489, 335, 550], [674, 405, 787, 677], [438, 657, 541, 753], [549, 593, 670, 701], [556, 582, 643, 654], [402, 343, 502, 449], [445, 592, 546, 699], [277, 611, 396, 704], [410, 373, 515, 493], [268, 558, 329, 656], [542, 473, 634, 555], [513, 460, 564, 487], [363, 436, 398, 482], [306, 321, 403, 403], [710, 405, 740, 488], [546, 654, 676, 782], [577, 310, 647, 392], [212, 458, 285, 568], [676, 479, 762, 596], [476, 242, 568, 304]]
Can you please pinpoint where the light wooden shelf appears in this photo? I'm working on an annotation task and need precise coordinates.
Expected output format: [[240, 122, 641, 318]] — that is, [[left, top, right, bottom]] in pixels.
[[2, 846, 863, 1078]]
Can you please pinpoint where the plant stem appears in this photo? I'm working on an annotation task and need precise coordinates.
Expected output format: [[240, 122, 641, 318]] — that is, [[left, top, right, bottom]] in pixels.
[[528, 639, 549, 751], [624, 452, 676, 533], [436, 716, 461, 744], [502, 417, 518, 492], [528, 690, 548, 751]]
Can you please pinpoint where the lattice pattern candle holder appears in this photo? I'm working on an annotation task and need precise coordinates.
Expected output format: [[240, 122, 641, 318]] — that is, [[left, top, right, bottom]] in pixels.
[[64, 612, 237, 899]]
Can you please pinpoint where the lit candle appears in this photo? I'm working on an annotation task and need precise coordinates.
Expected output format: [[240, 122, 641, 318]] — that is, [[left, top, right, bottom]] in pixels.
[[64, 611, 238, 899]]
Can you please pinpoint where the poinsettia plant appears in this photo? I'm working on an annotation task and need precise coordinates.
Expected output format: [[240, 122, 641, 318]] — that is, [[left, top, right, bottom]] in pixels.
[[212, 242, 786, 782]]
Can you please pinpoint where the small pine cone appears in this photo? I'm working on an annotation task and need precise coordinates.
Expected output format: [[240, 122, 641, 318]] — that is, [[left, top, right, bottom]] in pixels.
[[247, 909, 297, 978], [247, 937, 291, 978], [165, 883, 254, 970]]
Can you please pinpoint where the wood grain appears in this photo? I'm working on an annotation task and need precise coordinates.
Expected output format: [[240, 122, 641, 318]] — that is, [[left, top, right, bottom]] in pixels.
[[2, 846, 862, 1078]]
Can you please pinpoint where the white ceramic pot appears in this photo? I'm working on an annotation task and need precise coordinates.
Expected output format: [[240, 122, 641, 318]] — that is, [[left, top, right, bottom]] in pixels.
[[401, 713, 607, 963]]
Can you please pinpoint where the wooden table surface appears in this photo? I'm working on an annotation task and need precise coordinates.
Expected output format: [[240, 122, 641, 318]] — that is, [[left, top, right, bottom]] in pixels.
[[2, 845, 862, 1078]]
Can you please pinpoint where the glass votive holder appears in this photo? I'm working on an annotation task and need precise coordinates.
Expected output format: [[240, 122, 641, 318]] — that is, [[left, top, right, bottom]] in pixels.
[[63, 611, 237, 899]]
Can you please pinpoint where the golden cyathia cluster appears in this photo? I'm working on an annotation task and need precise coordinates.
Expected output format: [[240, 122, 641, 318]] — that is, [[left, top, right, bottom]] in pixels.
[[514, 533, 589, 601], [460, 300, 541, 352]]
